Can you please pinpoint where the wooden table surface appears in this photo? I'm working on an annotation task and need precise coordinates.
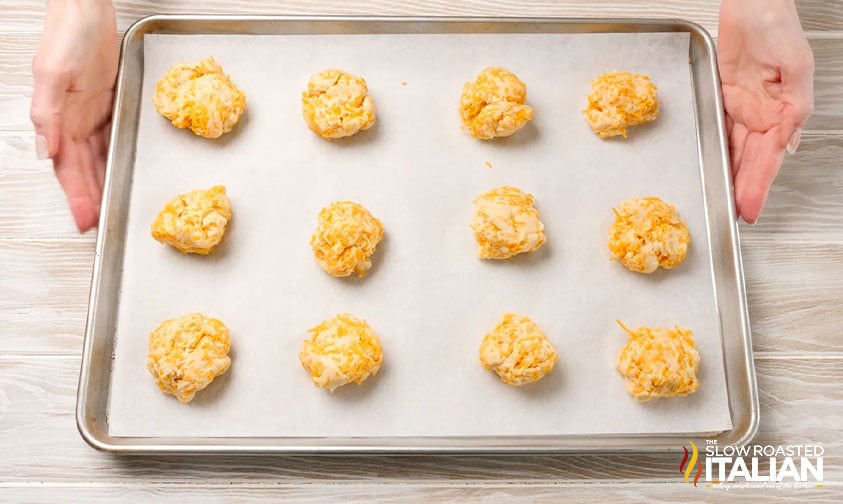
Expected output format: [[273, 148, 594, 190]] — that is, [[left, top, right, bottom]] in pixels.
[[1, 1, 841, 501]]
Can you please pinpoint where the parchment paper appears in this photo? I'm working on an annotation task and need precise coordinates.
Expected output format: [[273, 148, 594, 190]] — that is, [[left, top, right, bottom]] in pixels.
[[107, 32, 733, 437]]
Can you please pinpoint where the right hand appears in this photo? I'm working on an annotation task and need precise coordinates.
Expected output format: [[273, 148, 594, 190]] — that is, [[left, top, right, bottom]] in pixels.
[[30, 0, 118, 232]]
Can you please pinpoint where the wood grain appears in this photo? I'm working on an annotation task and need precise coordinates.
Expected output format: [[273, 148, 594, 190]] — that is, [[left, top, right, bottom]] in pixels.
[[799, 0, 843, 32], [0, 241, 94, 354], [742, 240, 843, 355], [804, 38, 843, 131], [0, 484, 840, 503], [739, 133, 843, 239], [1, 0, 724, 34], [0, 133, 81, 238], [1, 1, 841, 501], [0, 356, 838, 485]]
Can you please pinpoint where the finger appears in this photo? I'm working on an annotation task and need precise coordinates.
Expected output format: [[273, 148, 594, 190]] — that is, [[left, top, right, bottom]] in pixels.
[[53, 136, 98, 232], [88, 129, 107, 190], [30, 59, 71, 159], [79, 135, 102, 215], [734, 129, 786, 224], [729, 121, 749, 181]]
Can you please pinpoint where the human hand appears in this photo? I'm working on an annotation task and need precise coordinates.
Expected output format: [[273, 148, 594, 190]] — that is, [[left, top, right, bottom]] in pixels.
[[718, 0, 814, 224], [30, 0, 118, 232]]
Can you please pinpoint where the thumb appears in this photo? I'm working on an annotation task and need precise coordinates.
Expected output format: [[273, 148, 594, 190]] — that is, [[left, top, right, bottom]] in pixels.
[[30, 60, 70, 160]]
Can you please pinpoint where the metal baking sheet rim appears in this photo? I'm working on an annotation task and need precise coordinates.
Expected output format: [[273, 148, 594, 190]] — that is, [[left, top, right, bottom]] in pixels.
[[76, 15, 759, 454]]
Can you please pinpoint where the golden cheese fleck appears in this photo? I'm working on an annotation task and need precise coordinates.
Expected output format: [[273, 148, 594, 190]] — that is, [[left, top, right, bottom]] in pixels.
[[479, 313, 558, 386], [583, 71, 659, 138], [615, 321, 700, 402], [147, 313, 232, 404], [152, 57, 246, 138], [310, 201, 384, 278], [151, 185, 232, 255], [608, 196, 690, 273], [459, 67, 534, 139], [471, 186, 546, 260], [302, 69, 376, 139], [299, 313, 383, 392]]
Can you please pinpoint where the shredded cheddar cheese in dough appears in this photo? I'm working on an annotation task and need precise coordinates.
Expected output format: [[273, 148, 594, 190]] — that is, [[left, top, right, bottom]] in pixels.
[[151, 186, 232, 255], [479, 313, 558, 386], [608, 197, 689, 274], [302, 69, 376, 139], [470, 186, 546, 260], [153, 57, 246, 138], [299, 313, 383, 392], [583, 71, 659, 138], [147, 313, 232, 404], [310, 201, 384, 277], [615, 321, 700, 402], [459, 67, 534, 139]]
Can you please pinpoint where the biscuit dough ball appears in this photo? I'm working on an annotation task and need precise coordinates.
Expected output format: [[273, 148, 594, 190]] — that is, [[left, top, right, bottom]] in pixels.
[[583, 71, 659, 138], [151, 186, 232, 255], [302, 69, 376, 139], [459, 67, 535, 139], [470, 186, 546, 260], [147, 313, 232, 403], [479, 313, 558, 386], [153, 57, 246, 138], [299, 313, 384, 392], [608, 196, 690, 273], [615, 322, 700, 402], [310, 201, 384, 277]]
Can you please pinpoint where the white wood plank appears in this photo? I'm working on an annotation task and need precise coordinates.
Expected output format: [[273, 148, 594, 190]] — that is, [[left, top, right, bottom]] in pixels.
[[739, 133, 843, 239], [0, 0, 723, 34], [741, 240, 843, 355], [799, 0, 843, 32], [0, 356, 839, 484], [804, 38, 843, 131], [0, 33, 34, 132], [0, 241, 94, 354], [0, 484, 839, 503], [0, 133, 81, 238]]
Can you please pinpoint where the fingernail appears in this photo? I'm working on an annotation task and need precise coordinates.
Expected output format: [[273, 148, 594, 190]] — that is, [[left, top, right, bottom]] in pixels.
[[786, 129, 802, 154], [35, 135, 49, 160]]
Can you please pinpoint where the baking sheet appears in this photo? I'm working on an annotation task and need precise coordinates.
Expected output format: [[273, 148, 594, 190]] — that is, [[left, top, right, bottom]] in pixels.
[[107, 31, 733, 437]]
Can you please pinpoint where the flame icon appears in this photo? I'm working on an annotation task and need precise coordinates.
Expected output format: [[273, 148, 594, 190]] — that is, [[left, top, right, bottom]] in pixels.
[[679, 441, 703, 486]]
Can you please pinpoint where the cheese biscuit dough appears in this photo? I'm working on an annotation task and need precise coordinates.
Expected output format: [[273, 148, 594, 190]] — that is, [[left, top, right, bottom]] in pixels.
[[153, 57, 246, 138], [471, 186, 546, 260], [583, 71, 659, 138], [151, 186, 232, 255], [608, 196, 689, 273], [310, 201, 384, 277], [302, 69, 376, 139], [299, 313, 383, 392], [615, 321, 700, 402], [147, 313, 232, 404], [459, 67, 535, 139], [479, 313, 558, 386]]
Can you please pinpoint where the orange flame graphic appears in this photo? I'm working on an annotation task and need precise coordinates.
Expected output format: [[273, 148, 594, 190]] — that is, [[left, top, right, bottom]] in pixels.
[[681, 441, 702, 487]]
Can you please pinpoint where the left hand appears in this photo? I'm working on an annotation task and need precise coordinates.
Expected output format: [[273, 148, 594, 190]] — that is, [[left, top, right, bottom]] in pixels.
[[717, 0, 814, 224], [30, 0, 118, 232]]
